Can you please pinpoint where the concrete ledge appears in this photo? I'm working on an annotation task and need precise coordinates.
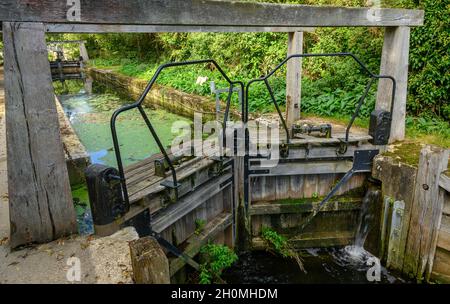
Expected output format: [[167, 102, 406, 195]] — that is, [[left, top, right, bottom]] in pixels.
[[55, 97, 90, 186]]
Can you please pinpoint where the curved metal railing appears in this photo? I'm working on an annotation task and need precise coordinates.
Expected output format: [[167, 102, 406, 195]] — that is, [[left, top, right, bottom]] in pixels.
[[245, 53, 396, 144]]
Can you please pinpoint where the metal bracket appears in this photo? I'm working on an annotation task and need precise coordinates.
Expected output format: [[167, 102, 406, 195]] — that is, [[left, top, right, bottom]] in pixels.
[[150, 230, 200, 270], [220, 176, 234, 189], [249, 169, 270, 175], [160, 180, 181, 189], [352, 149, 380, 171]]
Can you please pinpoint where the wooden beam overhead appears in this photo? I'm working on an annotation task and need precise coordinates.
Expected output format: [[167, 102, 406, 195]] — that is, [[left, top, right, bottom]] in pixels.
[[44, 24, 315, 33], [0, 1, 424, 27]]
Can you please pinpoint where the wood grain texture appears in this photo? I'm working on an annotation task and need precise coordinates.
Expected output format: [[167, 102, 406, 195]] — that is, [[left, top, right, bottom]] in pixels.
[[376, 26, 411, 143], [152, 173, 232, 233], [129, 237, 170, 284], [44, 24, 316, 33], [169, 212, 232, 277], [403, 145, 449, 280], [3, 22, 76, 248], [286, 32, 303, 129], [437, 215, 450, 252], [0, 1, 424, 26], [439, 174, 450, 193], [372, 155, 418, 270], [249, 197, 361, 216], [430, 247, 450, 283]]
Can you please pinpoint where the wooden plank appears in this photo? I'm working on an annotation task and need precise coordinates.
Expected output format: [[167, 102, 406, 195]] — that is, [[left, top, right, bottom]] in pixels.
[[443, 193, 450, 216], [249, 197, 361, 215], [252, 230, 355, 249], [249, 160, 353, 176], [387, 200, 406, 269], [2, 22, 76, 248], [249, 132, 372, 145], [0, 1, 424, 26], [286, 32, 303, 129], [430, 247, 450, 283], [437, 215, 450, 252], [45, 24, 315, 33], [152, 173, 233, 233], [376, 26, 411, 143], [47, 40, 86, 44], [79, 41, 89, 61], [439, 174, 450, 193], [403, 145, 449, 280], [373, 154, 419, 267], [127, 157, 221, 203], [169, 212, 232, 277]]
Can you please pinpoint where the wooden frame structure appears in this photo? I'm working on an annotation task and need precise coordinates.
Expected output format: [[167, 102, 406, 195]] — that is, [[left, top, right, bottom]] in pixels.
[[0, 0, 424, 248], [47, 39, 89, 61]]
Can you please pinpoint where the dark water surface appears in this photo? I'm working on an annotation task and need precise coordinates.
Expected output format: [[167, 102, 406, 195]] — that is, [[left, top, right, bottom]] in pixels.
[[223, 248, 409, 284]]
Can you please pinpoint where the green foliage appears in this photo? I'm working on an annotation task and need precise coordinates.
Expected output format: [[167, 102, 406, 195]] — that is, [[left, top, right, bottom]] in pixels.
[[405, 115, 450, 147], [261, 226, 290, 257], [198, 243, 238, 284], [194, 219, 206, 235], [261, 227, 306, 272], [408, 0, 450, 119], [53, 79, 85, 95], [80, 0, 447, 142]]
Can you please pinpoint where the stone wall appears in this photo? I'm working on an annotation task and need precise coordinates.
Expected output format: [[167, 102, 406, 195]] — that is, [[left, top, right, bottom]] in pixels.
[[88, 68, 241, 122]]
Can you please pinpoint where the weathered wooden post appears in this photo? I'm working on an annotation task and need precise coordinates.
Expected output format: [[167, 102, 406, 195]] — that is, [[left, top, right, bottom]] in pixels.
[[79, 41, 89, 61], [129, 237, 171, 284], [2, 22, 77, 248], [285, 32, 303, 131], [403, 145, 449, 280], [376, 26, 411, 143]]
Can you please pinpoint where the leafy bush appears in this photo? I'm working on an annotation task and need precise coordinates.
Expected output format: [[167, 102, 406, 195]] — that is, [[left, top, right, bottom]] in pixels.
[[407, 0, 450, 119], [261, 226, 306, 272], [69, 0, 448, 140], [198, 243, 238, 284]]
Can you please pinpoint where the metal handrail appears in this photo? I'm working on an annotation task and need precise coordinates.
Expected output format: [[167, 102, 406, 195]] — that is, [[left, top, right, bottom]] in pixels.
[[110, 59, 244, 205], [245, 52, 396, 144]]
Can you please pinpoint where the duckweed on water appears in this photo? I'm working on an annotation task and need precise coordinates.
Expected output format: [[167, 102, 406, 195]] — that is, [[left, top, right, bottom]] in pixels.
[[71, 184, 93, 235], [57, 79, 191, 234], [59, 88, 190, 168]]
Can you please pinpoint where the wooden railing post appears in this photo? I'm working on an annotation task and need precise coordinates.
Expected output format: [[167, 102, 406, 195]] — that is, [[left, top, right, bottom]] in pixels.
[[286, 31, 303, 130], [79, 41, 89, 61], [2, 22, 76, 248], [376, 26, 411, 143]]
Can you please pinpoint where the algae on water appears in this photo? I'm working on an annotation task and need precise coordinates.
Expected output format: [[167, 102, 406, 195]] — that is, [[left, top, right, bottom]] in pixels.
[[59, 84, 190, 168]]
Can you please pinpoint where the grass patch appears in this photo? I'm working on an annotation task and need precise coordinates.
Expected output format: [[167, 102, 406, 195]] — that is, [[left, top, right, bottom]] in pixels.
[[194, 219, 206, 235]]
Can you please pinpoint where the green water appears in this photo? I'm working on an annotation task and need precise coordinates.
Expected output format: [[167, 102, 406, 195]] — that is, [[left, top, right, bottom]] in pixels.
[[56, 79, 190, 234], [59, 84, 190, 168]]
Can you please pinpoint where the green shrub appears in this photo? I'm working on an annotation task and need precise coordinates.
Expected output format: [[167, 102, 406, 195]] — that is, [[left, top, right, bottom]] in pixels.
[[407, 0, 450, 119], [74, 0, 448, 140], [261, 226, 306, 272], [198, 243, 238, 284]]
